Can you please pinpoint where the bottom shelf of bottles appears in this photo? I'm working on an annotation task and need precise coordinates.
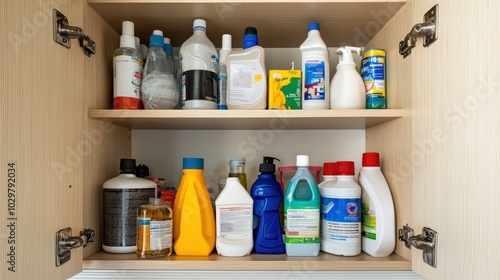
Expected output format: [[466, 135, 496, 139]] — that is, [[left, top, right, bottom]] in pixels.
[[83, 251, 411, 271]]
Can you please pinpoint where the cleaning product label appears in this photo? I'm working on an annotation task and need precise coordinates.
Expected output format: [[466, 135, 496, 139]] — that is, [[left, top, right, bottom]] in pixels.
[[361, 49, 386, 109], [103, 188, 155, 247], [362, 194, 377, 240], [228, 61, 265, 105], [137, 218, 151, 250], [321, 197, 361, 244], [113, 55, 143, 109], [303, 60, 326, 101], [219, 206, 252, 238], [284, 208, 320, 244]]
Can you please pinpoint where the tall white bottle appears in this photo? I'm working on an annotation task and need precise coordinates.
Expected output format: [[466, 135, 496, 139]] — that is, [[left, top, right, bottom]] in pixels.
[[180, 19, 219, 109], [300, 22, 330, 110], [215, 177, 254, 256], [319, 161, 361, 256], [330, 46, 366, 109], [358, 152, 395, 257]]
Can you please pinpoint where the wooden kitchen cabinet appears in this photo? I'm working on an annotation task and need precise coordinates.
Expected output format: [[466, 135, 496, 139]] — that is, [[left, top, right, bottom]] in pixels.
[[2, 0, 499, 279]]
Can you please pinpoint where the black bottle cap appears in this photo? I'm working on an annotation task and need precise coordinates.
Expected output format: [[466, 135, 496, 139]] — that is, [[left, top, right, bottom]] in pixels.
[[244, 27, 257, 36], [259, 156, 280, 173], [120, 158, 136, 174], [135, 164, 149, 178]]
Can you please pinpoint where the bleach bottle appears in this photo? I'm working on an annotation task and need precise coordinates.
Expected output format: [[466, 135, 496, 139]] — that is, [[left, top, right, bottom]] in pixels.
[[358, 152, 395, 257], [250, 156, 285, 254], [300, 22, 330, 110], [330, 46, 366, 109], [284, 155, 321, 256], [180, 19, 219, 109]]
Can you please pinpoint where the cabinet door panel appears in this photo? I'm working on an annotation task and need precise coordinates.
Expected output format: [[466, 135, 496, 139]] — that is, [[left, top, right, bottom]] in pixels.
[[412, 0, 500, 278], [1, 0, 84, 278]]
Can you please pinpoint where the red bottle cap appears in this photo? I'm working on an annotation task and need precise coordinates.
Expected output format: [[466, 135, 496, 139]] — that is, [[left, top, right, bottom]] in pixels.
[[336, 161, 355, 176], [362, 152, 380, 167], [323, 162, 337, 176]]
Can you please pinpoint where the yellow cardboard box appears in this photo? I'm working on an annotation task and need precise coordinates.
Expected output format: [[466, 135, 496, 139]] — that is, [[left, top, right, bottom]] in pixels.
[[268, 70, 302, 110]]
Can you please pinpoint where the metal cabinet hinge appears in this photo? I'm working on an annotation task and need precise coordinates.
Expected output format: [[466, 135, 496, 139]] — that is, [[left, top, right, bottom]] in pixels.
[[53, 9, 96, 57], [399, 4, 439, 58], [56, 227, 95, 267], [398, 224, 438, 268]]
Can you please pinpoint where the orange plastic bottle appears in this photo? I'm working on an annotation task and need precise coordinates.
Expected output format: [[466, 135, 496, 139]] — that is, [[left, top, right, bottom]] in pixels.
[[173, 158, 215, 255]]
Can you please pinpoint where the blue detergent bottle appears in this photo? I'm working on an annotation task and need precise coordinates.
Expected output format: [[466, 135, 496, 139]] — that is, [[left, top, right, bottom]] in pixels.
[[250, 156, 285, 254]]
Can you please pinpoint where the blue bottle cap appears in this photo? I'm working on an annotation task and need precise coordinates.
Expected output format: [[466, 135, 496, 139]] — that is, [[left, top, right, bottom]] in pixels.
[[308, 22, 320, 32], [183, 158, 204, 169], [164, 44, 173, 56], [149, 34, 164, 47], [243, 27, 258, 49]]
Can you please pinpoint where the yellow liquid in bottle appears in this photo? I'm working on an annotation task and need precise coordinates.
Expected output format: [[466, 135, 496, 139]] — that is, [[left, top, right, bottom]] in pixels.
[[228, 173, 247, 191], [137, 199, 173, 258]]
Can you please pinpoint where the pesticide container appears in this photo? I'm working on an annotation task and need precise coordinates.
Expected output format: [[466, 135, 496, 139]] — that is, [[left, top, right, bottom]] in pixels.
[[358, 152, 395, 257]]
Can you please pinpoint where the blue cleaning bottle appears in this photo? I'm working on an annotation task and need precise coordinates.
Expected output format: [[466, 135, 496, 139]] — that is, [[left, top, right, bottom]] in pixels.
[[250, 156, 285, 254]]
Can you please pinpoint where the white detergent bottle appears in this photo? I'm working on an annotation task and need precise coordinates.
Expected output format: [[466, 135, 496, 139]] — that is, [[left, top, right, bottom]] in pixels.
[[319, 161, 361, 256], [215, 177, 254, 256], [226, 27, 266, 109], [330, 46, 366, 109], [300, 22, 330, 110], [358, 152, 395, 257]]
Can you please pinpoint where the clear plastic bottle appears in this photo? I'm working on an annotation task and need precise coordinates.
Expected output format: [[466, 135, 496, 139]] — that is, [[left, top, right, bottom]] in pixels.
[[300, 22, 330, 110], [358, 152, 395, 257], [180, 19, 219, 109], [228, 157, 247, 191], [113, 21, 143, 109], [141, 30, 179, 109], [136, 198, 173, 258], [164, 37, 181, 108], [284, 155, 321, 256], [319, 161, 361, 256], [218, 34, 231, 109], [102, 158, 157, 254], [215, 177, 254, 256], [173, 158, 215, 256]]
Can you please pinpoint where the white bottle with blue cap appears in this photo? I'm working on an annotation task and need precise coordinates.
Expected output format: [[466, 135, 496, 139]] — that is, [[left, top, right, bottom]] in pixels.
[[300, 22, 330, 110]]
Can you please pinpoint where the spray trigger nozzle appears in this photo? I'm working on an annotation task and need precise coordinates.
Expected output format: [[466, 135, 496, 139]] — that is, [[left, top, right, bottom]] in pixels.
[[335, 46, 363, 65]]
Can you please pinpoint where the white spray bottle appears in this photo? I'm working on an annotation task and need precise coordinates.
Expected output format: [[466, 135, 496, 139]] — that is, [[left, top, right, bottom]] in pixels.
[[330, 47, 366, 109]]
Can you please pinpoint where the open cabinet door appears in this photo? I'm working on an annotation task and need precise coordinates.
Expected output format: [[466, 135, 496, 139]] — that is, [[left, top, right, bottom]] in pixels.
[[411, 0, 500, 278], [1, 0, 86, 278]]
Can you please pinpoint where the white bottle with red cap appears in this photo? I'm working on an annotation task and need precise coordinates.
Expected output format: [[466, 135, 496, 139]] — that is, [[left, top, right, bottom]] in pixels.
[[358, 152, 395, 257], [319, 161, 361, 256]]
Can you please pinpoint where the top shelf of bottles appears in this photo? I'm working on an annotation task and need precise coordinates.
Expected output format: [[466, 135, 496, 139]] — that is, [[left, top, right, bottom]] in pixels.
[[86, 0, 406, 48]]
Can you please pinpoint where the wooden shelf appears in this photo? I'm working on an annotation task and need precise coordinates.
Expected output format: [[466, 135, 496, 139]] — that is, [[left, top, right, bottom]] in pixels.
[[84, 251, 411, 271], [88, 109, 404, 129], [86, 0, 406, 48]]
